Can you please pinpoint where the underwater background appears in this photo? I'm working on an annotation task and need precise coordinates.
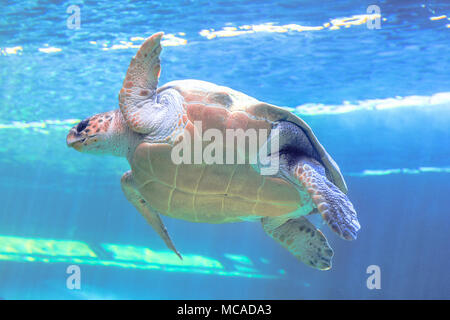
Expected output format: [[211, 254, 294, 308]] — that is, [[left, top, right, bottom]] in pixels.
[[0, 0, 449, 299]]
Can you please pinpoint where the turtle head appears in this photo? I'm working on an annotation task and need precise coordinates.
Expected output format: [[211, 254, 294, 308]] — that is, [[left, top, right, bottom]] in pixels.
[[67, 109, 131, 157]]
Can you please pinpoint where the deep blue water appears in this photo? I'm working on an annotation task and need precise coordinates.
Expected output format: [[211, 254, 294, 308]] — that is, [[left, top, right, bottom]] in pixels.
[[0, 0, 449, 299]]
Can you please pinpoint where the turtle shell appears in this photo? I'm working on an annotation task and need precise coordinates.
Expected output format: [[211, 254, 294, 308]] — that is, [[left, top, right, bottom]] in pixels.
[[130, 80, 347, 224], [158, 79, 347, 194], [131, 141, 305, 223]]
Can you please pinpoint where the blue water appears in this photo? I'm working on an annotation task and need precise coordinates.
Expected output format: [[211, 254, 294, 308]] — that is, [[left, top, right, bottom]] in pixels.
[[0, 0, 449, 299]]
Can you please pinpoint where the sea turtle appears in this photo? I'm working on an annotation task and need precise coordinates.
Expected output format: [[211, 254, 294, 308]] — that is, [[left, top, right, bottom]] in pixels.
[[66, 32, 360, 270]]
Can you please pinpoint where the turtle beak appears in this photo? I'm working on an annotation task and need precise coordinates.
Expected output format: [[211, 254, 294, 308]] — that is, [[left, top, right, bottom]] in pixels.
[[66, 129, 85, 151]]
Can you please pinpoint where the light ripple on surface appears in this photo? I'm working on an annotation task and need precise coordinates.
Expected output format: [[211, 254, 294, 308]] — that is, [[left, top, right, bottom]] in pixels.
[[295, 91, 450, 115]]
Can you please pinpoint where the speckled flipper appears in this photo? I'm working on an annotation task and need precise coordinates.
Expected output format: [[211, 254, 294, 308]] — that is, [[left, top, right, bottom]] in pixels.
[[119, 32, 163, 133], [262, 216, 333, 270], [121, 171, 182, 259], [294, 162, 361, 240], [118, 32, 185, 140]]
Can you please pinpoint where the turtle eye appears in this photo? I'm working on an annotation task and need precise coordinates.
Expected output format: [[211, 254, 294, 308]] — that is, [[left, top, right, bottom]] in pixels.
[[77, 119, 89, 132]]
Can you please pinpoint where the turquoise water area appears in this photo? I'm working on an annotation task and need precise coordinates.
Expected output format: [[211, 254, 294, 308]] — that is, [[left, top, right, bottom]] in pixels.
[[0, 0, 449, 299]]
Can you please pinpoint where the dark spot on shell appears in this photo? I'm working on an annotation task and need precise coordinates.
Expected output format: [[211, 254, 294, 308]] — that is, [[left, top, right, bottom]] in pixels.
[[210, 92, 233, 107], [95, 128, 101, 133]]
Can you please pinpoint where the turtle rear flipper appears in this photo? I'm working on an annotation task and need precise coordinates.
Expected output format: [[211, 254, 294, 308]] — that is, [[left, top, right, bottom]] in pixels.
[[293, 161, 361, 241], [262, 216, 333, 270]]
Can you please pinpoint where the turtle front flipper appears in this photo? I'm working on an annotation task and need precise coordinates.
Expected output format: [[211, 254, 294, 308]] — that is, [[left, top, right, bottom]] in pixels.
[[121, 171, 182, 259], [292, 159, 361, 241], [262, 216, 333, 270], [118, 32, 185, 137]]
